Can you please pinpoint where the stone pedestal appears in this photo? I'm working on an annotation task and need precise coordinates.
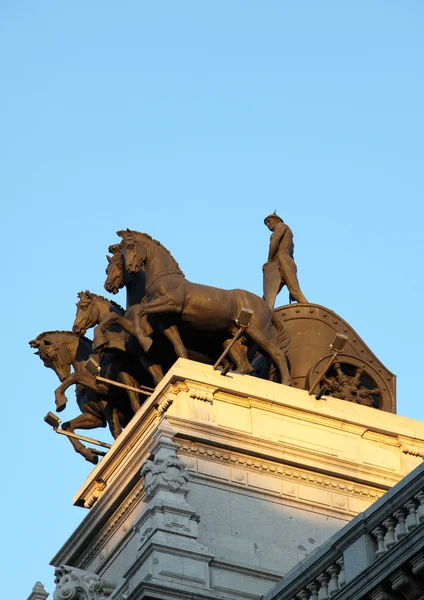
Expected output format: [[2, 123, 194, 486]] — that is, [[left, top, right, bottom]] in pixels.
[[50, 359, 424, 600]]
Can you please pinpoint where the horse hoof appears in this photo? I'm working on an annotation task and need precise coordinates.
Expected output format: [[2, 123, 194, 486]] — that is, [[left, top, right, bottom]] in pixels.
[[84, 451, 99, 465]]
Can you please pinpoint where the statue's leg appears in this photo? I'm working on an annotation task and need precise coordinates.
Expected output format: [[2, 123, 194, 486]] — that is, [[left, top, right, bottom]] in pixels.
[[246, 326, 292, 386], [263, 262, 283, 310], [117, 371, 142, 413], [61, 412, 106, 464], [159, 323, 188, 359], [132, 298, 181, 352], [136, 353, 164, 385], [278, 256, 308, 304], [224, 336, 254, 374], [101, 402, 123, 439], [95, 313, 118, 347]]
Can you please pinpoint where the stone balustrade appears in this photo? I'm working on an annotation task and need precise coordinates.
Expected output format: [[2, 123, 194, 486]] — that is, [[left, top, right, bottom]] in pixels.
[[264, 461, 424, 600], [372, 490, 424, 559], [293, 556, 346, 599]]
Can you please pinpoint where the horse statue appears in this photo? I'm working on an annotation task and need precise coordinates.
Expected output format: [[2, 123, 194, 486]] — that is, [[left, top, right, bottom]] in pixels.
[[104, 242, 147, 307], [90, 244, 170, 384], [73, 290, 163, 387], [96, 242, 189, 365], [29, 331, 142, 464], [115, 230, 291, 385], [100, 241, 264, 378]]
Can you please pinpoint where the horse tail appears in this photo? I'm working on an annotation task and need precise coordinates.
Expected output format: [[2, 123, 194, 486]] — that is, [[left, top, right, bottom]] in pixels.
[[271, 311, 290, 354]]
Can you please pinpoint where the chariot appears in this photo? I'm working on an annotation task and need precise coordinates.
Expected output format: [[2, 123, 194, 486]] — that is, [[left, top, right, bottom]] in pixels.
[[276, 303, 396, 412]]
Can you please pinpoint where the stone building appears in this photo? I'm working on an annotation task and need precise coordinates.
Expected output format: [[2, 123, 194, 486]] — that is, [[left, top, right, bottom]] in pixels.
[[29, 359, 424, 600]]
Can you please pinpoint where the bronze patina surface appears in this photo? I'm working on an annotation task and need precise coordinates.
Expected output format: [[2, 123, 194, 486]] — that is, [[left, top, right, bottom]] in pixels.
[[30, 331, 146, 463], [275, 303, 396, 412], [30, 220, 396, 462], [263, 211, 308, 308]]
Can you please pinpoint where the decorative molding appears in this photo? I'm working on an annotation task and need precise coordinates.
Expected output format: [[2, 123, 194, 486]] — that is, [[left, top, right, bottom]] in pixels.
[[53, 566, 114, 600], [135, 419, 208, 559], [140, 420, 190, 500], [178, 440, 382, 501], [400, 445, 424, 458], [156, 380, 217, 414], [141, 454, 190, 499], [83, 480, 107, 509], [76, 482, 144, 570]]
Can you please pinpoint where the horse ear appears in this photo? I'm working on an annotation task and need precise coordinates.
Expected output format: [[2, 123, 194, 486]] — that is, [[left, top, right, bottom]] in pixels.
[[106, 255, 112, 263], [116, 230, 124, 238], [86, 291, 93, 299]]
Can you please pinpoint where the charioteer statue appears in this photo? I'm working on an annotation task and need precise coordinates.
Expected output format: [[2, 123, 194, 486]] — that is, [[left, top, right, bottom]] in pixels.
[[263, 211, 308, 309]]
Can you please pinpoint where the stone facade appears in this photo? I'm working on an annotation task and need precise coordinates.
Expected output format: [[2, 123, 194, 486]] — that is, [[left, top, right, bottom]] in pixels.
[[46, 359, 424, 600], [264, 460, 424, 600]]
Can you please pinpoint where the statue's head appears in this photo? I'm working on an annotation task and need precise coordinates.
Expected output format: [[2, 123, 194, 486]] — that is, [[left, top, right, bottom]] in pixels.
[[117, 230, 147, 274], [73, 291, 100, 335], [105, 254, 124, 295], [264, 211, 283, 231], [29, 334, 72, 381]]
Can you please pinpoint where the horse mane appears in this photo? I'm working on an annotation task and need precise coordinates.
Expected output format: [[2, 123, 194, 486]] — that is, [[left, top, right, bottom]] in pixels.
[[31, 330, 92, 345], [108, 241, 124, 257], [117, 229, 184, 276], [78, 291, 124, 313]]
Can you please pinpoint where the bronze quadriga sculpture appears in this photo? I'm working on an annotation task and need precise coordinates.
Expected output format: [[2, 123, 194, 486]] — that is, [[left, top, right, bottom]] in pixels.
[[30, 218, 396, 463]]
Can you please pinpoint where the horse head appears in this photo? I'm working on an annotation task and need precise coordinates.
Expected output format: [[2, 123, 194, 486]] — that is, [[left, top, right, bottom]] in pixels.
[[73, 291, 101, 335], [104, 244, 125, 294], [117, 229, 147, 274], [29, 332, 73, 382]]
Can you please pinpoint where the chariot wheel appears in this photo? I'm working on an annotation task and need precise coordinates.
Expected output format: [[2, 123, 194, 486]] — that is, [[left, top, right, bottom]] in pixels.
[[306, 354, 387, 409]]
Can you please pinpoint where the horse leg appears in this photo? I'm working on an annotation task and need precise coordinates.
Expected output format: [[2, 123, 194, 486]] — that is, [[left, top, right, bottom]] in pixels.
[[110, 407, 123, 438], [159, 323, 188, 359], [117, 371, 142, 413], [99, 401, 123, 439], [131, 298, 181, 351], [95, 313, 142, 350], [246, 327, 292, 386], [224, 336, 254, 374], [61, 412, 106, 464], [136, 353, 164, 385]]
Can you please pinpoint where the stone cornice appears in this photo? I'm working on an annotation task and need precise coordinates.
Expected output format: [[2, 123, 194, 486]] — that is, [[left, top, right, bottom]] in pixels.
[[177, 439, 383, 502], [166, 416, 409, 490], [74, 480, 145, 570], [68, 360, 424, 513]]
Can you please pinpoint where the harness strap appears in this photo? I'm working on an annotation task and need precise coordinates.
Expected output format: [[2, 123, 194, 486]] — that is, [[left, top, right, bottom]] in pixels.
[[145, 268, 183, 293]]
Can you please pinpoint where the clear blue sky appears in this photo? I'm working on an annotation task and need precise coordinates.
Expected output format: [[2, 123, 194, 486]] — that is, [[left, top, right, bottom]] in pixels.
[[2, 2, 423, 597]]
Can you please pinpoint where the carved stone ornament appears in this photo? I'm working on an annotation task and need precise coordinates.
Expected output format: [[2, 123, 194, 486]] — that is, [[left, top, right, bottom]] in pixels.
[[140, 420, 190, 500], [53, 565, 114, 600], [27, 581, 49, 600]]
